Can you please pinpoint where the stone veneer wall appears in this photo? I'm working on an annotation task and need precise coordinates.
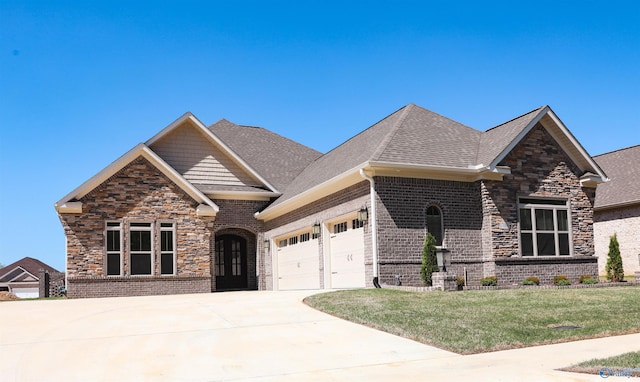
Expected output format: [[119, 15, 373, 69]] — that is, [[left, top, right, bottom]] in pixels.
[[60, 157, 215, 298], [374, 176, 484, 286], [263, 181, 370, 289], [594, 204, 640, 275], [480, 123, 598, 284]]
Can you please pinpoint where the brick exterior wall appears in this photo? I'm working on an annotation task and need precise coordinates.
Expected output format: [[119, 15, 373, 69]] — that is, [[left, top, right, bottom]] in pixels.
[[61, 157, 216, 298], [494, 257, 598, 285], [374, 176, 483, 286], [594, 204, 640, 275], [67, 276, 211, 298]]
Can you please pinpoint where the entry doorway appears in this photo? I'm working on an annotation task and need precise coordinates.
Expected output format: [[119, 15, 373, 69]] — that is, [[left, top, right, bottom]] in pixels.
[[215, 235, 248, 290]]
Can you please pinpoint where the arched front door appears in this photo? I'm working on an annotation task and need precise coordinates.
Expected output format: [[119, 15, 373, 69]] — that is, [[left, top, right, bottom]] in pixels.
[[215, 235, 247, 290]]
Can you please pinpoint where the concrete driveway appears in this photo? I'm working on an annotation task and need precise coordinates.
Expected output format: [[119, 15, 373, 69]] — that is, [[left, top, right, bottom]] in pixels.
[[1, 290, 638, 381]]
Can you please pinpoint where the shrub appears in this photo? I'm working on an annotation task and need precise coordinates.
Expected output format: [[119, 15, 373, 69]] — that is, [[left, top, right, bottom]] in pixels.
[[420, 233, 439, 286], [481, 276, 497, 286], [520, 276, 540, 286], [554, 275, 571, 286], [457, 276, 465, 290], [605, 233, 624, 282], [578, 274, 598, 284]]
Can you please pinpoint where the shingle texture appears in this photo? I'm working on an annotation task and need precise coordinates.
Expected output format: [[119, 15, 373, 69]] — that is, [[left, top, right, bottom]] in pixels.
[[0, 257, 59, 282], [593, 145, 640, 209], [208, 119, 323, 192], [265, 104, 548, 210]]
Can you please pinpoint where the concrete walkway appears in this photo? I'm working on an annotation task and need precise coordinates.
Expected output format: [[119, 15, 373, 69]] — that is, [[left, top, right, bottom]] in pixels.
[[1, 290, 638, 381]]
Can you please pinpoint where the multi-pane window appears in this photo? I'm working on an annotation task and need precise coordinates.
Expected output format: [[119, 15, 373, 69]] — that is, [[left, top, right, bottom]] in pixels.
[[215, 238, 225, 276], [130, 222, 152, 275], [106, 222, 122, 276], [352, 219, 364, 229], [426, 206, 443, 246], [300, 232, 310, 242], [519, 198, 570, 256], [278, 239, 288, 248], [289, 236, 298, 246], [230, 239, 242, 276], [160, 222, 175, 275], [333, 221, 348, 234]]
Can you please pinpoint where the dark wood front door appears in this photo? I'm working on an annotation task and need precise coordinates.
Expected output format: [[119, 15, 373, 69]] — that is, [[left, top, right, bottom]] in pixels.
[[215, 235, 248, 290]]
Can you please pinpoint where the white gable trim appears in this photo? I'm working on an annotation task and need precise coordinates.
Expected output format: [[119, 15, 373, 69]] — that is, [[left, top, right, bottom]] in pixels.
[[55, 143, 219, 216], [487, 107, 608, 183], [487, 106, 548, 170], [146, 113, 280, 193]]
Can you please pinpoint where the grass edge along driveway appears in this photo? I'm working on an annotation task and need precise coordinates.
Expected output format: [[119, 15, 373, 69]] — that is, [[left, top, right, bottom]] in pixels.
[[304, 287, 640, 354]]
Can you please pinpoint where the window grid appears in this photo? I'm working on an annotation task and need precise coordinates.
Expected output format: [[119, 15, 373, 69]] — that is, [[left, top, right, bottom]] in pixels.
[[106, 221, 122, 276], [130, 222, 153, 275], [333, 222, 348, 234], [352, 219, 363, 229], [519, 199, 570, 257], [160, 222, 175, 275]]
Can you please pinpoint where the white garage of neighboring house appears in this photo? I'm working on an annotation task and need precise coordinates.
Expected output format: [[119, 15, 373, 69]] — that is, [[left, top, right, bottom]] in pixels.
[[0, 257, 62, 298], [273, 213, 366, 291]]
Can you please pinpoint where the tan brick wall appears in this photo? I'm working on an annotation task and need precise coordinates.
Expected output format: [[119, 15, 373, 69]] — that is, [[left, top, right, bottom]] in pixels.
[[594, 204, 640, 275]]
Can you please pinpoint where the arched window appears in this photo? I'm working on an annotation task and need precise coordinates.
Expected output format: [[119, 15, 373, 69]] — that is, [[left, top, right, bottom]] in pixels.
[[426, 205, 443, 246]]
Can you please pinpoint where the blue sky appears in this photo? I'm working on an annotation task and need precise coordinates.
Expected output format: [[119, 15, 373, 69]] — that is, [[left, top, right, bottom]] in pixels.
[[1, 0, 639, 271]]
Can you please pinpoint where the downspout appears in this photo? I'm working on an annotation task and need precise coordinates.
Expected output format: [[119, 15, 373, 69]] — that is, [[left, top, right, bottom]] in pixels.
[[360, 169, 381, 288]]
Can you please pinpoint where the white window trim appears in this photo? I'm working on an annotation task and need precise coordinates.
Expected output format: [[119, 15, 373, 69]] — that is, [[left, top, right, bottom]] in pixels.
[[518, 198, 572, 257], [105, 221, 123, 276], [129, 221, 154, 276], [159, 221, 176, 276]]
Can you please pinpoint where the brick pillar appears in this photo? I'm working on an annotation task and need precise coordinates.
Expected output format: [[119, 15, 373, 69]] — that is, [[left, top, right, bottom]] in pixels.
[[432, 272, 458, 291]]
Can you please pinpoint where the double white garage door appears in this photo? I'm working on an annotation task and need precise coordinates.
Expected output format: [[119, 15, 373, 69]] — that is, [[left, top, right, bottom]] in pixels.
[[276, 219, 365, 290]]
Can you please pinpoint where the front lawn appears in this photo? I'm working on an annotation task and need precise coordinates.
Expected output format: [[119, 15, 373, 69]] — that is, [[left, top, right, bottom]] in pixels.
[[304, 287, 640, 354], [563, 351, 640, 377]]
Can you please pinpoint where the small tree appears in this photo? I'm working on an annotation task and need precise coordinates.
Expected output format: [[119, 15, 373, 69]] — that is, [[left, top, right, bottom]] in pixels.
[[605, 233, 624, 282], [420, 233, 439, 286]]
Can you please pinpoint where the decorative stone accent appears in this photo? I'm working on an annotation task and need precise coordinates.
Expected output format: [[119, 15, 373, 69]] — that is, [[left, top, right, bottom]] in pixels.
[[60, 157, 215, 298]]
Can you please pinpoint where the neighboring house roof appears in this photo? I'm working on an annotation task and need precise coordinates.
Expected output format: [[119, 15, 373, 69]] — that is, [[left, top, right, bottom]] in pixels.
[[208, 119, 323, 192], [0, 257, 59, 283], [593, 145, 640, 210], [257, 104, 607, 220]]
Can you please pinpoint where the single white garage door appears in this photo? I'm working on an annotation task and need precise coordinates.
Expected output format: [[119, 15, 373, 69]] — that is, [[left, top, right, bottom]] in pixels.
[[276, 233, 320, 290], [12, 287, 39, 298], [329, 219, 365, 289]]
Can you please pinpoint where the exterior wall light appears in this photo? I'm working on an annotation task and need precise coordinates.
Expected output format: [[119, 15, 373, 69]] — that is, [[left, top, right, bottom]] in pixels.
[[357, 207, 368, 222], [263, 239, 270, 251], [436, 248, 449, 272], [312, 222, 321, 235]]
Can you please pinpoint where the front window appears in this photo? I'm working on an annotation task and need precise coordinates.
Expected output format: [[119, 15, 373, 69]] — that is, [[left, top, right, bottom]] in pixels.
[[130, 222, 153, 275], [519, 198, 570, 256], [426, 206, 443, 246], [106, 222, 122, 276], [160, 222, 175, 275]]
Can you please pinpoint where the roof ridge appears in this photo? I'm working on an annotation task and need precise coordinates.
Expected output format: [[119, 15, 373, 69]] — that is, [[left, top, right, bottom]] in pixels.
[[370, 104, 414, 160], [318, 104, 411, 158], [483, 106, 546, 133], [593, 144, 640, 158]]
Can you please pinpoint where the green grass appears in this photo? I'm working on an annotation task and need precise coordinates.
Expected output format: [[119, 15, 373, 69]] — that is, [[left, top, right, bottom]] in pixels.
[[304, 287, 640, 354], [563, 351, 640, 376]]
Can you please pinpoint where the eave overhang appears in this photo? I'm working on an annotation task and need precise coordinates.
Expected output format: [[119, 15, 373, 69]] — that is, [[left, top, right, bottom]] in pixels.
[[255, 161, 510, 222]]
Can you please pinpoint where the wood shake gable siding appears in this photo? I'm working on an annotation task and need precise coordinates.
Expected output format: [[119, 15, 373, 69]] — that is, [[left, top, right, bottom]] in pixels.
[[150, 121, 261, 187]]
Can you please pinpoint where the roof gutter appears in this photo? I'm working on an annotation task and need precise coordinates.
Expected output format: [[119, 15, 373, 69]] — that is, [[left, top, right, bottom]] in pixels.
[[359, 168, 380, 288]]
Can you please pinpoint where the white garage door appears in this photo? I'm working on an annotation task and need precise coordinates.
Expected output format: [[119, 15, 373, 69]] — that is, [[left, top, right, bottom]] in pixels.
[[12, 288, 39, 298], [329, 219, 365, 289], [276, 233, 320, 290]]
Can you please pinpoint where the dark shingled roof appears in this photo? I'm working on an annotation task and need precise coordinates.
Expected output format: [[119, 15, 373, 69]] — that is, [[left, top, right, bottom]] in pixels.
[[208, 119, 323, 192], [265, 104, 545, 210], [0, 257, 59, 282], [593, 145, 640, 209], [477, 107, 545, 166]]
